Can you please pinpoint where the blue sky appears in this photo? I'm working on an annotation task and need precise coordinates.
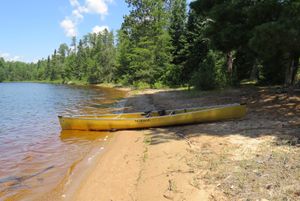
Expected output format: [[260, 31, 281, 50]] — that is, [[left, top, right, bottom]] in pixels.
[[0, 0, 192, 63], [0, 0, 129, 62]]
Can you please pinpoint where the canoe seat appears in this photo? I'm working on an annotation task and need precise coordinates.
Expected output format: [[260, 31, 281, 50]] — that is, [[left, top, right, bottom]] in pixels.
[[169, 111, 175, 115], [158, 110, 166, 116], [142, 111, 152, 118]]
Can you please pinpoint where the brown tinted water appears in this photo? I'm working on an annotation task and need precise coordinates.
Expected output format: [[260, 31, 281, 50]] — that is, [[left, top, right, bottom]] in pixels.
[[0, 83, 126, 200]]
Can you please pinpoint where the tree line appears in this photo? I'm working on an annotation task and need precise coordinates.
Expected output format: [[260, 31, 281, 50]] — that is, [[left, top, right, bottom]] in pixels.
[[1, 0, 299, 89]]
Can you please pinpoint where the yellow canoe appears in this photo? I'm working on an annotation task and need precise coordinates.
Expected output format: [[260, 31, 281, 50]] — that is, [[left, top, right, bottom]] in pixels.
[[58, 103, 246, 131]]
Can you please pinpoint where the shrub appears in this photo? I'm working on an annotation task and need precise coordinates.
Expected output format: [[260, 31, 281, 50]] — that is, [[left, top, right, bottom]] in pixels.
[[190, 52, 216, 90]]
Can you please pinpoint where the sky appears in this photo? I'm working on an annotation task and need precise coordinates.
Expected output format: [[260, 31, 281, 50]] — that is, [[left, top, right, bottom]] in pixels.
[[0, 0, 192, 63], [0, 0, 129, 62]]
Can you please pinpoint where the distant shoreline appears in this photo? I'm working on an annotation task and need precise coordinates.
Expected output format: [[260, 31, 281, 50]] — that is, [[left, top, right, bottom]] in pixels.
[[1, 80, 135, 91]]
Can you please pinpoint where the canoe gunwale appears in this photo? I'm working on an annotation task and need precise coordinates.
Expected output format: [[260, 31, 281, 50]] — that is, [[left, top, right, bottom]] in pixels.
[[59, 103, 245, 121]]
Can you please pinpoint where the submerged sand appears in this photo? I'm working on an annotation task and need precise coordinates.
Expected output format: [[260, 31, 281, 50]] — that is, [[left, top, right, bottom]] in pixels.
[[44, 87, 300, 201]]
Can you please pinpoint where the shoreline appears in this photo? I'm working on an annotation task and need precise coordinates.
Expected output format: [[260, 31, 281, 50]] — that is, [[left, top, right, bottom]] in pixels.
[[67, 86, 299, 201], [69, 130, 146, 201], [32, 84, 136, 201], [61, 133, 117, 201], [68, 89, 211, 201], [29, 85, 132, 201], [67, 89, 159, 201], [1, 81, 132, 90], [35, 133, 114, 201], [31, 86, 300, 201]]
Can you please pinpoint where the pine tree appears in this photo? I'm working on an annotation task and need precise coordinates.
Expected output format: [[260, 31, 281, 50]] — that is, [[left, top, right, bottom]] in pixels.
[[0, 58, 5, 82], [169, 0, 187, 64], [45, 56, 51, 80], [76, 39, 87, 80], [116, 29, 133, 84], [166, 0, 188, 86], [117, 0, 173, 86], [100, 30, 116, 83], [50, 49, 58, 81], [58, 43, 69, 82]]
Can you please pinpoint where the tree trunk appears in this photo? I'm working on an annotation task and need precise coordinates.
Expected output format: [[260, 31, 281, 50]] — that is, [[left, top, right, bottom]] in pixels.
[[285, 55, 299, 87], [250, 63, 258, 81], [227, 51, 233, 77], [285, 59, 293, 86], [291, 56, 299, 85]]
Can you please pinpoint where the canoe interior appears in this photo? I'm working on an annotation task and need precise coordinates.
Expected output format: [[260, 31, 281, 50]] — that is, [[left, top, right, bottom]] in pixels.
[[63, 104, 243, 120], [58, 103, 246, 131]]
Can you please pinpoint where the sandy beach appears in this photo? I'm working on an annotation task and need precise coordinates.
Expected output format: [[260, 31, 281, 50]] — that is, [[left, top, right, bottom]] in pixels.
[[2, 0, 300, 200], [65, 87, 299, 201]]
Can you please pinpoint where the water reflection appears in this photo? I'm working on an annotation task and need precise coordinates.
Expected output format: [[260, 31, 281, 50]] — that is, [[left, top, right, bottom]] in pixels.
[[60, 130, 112, 142], [0, 83, 126, 200]]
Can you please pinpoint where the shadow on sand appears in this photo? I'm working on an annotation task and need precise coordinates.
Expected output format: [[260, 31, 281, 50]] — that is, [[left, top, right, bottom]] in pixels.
[[123, 86, 300, 146]]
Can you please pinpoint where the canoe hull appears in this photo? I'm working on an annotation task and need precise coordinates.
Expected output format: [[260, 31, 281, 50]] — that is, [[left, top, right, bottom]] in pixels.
[[59, 104, 246, 131]]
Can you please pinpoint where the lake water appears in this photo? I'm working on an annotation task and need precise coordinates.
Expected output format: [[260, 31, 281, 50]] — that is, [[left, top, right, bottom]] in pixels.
[[0, 83, 126, 200]]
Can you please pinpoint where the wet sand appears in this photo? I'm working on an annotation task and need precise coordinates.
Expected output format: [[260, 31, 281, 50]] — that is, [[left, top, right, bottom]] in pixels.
[[0, 83, 130, 201], [65, 87, 300, 201]]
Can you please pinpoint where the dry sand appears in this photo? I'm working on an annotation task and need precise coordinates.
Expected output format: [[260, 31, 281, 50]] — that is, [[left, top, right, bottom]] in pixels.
[[69, 87, 300, 201]]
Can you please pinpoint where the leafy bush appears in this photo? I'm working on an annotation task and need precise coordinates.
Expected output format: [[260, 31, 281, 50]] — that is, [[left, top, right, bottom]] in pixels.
[[153, 81, 166, 89], [0, 68, 5, 82], [133, 81, 151, 89], [213, 51, 228, 88], [87, 73, 98, 84], [190, 52, 216, 90]]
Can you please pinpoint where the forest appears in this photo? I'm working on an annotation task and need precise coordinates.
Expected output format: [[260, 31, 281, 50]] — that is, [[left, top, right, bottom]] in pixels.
[[0, 0, 300, 89]]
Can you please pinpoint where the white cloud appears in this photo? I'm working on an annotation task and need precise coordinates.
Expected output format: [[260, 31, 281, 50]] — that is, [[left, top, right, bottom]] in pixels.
[[12, 56, 21, 61], [69, 0, 80, 7], [92, 25, 109, 34], [70, 0, 80, 7], [0, 52, 10, 59], [60, 18, 77, 37], [0, 52, 23, 62], [85, 0, 111, 15], [60, 0, 114, 37], [72, 9, 84, 20]]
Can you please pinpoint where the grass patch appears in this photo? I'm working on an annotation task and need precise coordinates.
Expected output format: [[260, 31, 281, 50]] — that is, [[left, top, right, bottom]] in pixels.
[[186, 139, 300, 200]]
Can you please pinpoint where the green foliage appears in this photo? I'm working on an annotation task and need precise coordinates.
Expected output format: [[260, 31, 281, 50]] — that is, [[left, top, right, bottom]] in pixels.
[[190, 51, 216, 90], [249, 22, 286, 84], [115, 29, 132, 84], [183, 9, 210, 86], [190, 0, 300, 87], [213, 51, 228, 88], [246, 0, 300, 85], [0, 30, 116, 85], [2, 0, 300, 89], [166, 0, 188, 86], [234, 48, 257, 81], [0, 59, 37, 82], [0, 69, 5, 82], [153, 81, 166, 89], [133, 81, 151, 89], [0, 58, 5, 82], [116, 0, 173, 87]]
